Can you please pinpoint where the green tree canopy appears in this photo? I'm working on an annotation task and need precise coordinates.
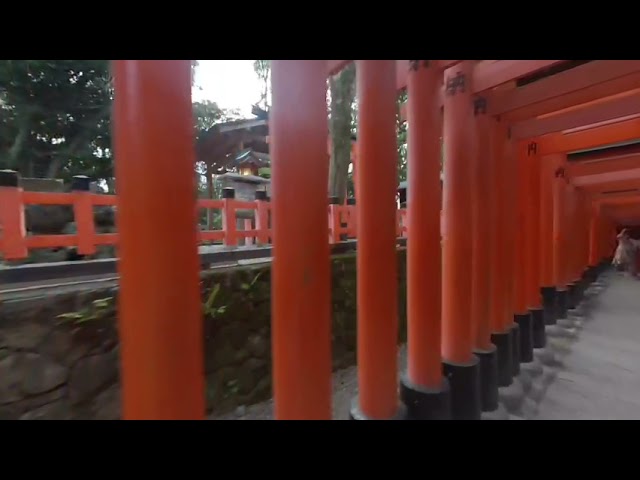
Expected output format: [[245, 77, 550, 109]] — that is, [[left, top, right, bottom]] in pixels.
[[0, 60, 235, 191]]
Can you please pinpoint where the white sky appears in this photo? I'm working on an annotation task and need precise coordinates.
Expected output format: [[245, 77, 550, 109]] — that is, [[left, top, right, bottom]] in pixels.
[[192, 60, 263, 117]]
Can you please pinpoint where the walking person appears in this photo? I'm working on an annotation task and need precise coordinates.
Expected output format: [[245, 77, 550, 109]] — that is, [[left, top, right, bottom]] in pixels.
[[613, 228, 640, 277]]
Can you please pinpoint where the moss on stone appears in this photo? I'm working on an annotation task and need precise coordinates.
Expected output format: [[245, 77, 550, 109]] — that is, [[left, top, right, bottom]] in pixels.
[[1, 248, 408, 418]]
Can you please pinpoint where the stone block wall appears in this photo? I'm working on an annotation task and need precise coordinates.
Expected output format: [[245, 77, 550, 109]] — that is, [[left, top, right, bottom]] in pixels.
[[0, 250, 407, 419]]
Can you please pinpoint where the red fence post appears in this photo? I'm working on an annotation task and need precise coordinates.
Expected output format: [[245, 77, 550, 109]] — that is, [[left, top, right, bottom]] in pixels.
[[255, 190, 269, 245], [328, 197, 341, 244], [222, 187, 238, 247], [72, 175, 97, 257], [0, 170, 27, 261]]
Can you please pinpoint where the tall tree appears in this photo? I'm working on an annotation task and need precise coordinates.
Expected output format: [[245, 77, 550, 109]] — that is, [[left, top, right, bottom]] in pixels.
[[0, 60, 113, 182], [253, 60, 271, 111], [328, 63, 356, 202]]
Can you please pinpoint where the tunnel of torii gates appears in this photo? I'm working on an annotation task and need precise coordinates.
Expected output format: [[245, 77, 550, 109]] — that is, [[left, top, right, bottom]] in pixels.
[[108, 60, 640, 420]]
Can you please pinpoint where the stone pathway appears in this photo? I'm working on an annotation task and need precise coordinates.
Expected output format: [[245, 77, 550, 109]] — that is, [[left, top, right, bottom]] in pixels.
[[536, 271, 640, 420], [215, 270, 640, 421]]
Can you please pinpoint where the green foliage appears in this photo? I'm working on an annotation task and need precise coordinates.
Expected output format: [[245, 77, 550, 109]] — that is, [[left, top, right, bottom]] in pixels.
[[203, 283, 227, 318], [0, 60, 240, 192], [0, 60, 113, 182], [396, 90, 408, 183], [57, 296, 115, 325], [240, 271, 263, 291]]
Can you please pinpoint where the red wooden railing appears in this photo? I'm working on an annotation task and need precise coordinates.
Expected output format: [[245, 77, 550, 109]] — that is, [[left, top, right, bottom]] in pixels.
[[0, 174, 408, 261]]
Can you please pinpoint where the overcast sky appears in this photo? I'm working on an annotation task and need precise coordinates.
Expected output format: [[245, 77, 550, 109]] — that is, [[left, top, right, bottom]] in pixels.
[[192, 60, 262, 117]]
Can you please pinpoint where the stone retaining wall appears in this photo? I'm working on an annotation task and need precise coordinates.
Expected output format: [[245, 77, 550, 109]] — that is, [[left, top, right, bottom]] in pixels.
[[0, 250, 407, 419]]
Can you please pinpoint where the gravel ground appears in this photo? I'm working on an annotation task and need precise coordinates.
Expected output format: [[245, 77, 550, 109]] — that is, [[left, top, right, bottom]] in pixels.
[[211, 346, 408, 420]]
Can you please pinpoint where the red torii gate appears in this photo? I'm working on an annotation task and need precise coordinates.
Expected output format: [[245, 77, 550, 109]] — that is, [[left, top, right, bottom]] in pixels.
[[105, 60, 640, 420]]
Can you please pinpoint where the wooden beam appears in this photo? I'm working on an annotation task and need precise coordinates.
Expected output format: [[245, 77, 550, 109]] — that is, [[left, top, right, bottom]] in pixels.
[[596, 193, 640, 206], [573, 168, 640, 186], [327, 60, 460, 89], [606, 203, 640, 223], [472, 60, 567, 93], [330, 60, 558, 94], [398, 61, 565, 121], [537, 117, 640, 155], [579, 177, 640, 193], [513, 90, 640, 139], [489, 61, 640, 120], [567, 155, 640, 178]]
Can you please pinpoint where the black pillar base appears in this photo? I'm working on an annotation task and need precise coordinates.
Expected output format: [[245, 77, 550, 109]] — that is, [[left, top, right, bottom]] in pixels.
[[541, 286, 557, 325], [473, 346, 499, 413], [443, 357, 482, 420], [530, 308, 546, 349], [400, 374, 451, 420], [491, 331, 513, 387], [556, 289, 568, 319], [509, 322, 521, 376], [349, 398, 408, 420], [566, 282, 577, 310], [581, 268, 591, 288], [514, 313, 533, 363]]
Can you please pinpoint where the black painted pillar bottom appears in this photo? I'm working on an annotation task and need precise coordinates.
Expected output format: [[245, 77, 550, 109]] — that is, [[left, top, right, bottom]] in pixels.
[[510, 322, 521, 376], [514, 313, 533, 363], [473, 346, 499, 413], [541, 286, 557, 325], [530, 307, 546, 349], [400, 374, 451, 420], [587, 265, 598, 285], [567, 282, 578, 310], [349, 398, 407, 420], [581, 268, 590, 289], [443, 357, 482, 420], [491, 331, 513, 387], [556, 289, 568, 319]]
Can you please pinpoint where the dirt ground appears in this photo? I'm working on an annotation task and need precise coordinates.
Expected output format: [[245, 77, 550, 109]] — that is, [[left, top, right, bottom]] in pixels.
[[212, 346, 408, 420]]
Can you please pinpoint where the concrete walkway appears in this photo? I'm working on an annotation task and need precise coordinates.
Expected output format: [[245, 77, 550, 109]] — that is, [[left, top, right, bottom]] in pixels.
[[537, 272, 640, 420]]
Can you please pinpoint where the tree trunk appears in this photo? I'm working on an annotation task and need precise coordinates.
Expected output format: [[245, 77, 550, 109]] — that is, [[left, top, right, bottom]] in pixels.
[[328, 63, 356, 203]]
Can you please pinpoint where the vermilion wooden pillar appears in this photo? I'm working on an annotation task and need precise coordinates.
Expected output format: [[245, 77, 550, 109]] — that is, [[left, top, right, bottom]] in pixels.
[[552, 159, 569, 319], [400, 60, 451, 420], [525, 142, 545, 348], [513, 143, 534, 364], [502, 131, 520, 377], [565, 184, 581, 310], [441, 61, 481, 420], [270, 60, 332, 420], [588, 202, 602, 280], [540, 154, 563, 326], [471, 95, 499, 414], [574, 190, 590, 299], [113, 60, 205, 420], [489, 120, 515, 388], [351, 60, 403, 420]]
